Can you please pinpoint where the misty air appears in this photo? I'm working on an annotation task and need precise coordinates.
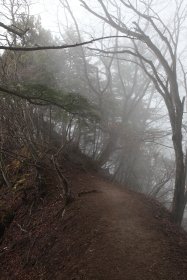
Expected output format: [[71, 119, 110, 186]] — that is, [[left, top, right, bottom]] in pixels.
[[0, 0, 187, 279]]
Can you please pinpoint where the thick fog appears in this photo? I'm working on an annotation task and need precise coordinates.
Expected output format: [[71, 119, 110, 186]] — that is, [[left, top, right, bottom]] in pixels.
[[0, 0, 187, 227]]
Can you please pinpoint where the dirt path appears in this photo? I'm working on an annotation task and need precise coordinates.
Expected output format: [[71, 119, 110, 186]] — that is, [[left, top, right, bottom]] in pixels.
[[1, 172, 187, 280], [66, 176, 187, 280]]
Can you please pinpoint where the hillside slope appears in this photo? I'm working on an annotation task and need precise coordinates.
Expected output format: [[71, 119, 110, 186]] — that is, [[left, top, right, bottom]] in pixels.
[[0, 169, 187, 280]]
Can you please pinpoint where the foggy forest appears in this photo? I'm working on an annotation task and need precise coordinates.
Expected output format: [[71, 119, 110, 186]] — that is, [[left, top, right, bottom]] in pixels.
[[0, 0, 187, 279]]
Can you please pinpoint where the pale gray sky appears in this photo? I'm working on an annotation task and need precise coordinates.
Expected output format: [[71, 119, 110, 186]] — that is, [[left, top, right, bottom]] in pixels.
[[31, 0, 91, 36], [31, 0, 187, 46]]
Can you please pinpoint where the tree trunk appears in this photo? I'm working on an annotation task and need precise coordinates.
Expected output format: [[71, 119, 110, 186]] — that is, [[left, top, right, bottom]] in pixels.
[[97, 139, 115, 166], [172, 170, 186, 225], [97, 128, 119, 167], [171, 127, 186, 225]]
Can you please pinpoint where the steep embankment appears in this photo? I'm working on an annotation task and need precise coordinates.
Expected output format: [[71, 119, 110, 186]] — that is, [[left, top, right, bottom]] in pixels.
[[0, 168, 187, 280]]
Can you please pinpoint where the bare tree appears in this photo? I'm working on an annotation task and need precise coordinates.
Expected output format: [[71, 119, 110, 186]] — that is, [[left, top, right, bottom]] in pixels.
[[80, 0, 187, 224], [0, 0, 131, 51]]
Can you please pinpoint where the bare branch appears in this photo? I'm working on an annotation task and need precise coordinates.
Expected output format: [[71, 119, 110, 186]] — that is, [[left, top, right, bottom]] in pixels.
[[0, 21, 29, 37], [0, 35, 134, 51]]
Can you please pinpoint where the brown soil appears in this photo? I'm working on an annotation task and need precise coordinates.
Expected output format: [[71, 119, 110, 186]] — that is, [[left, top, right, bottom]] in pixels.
[[0, 169, 187, 280]]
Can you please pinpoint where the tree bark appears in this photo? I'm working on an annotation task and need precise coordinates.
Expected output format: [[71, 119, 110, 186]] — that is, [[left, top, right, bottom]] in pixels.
[[171, 120, 186, 225]]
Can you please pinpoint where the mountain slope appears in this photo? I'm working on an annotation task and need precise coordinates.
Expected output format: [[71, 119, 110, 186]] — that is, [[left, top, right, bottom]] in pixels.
[[0, 169, 187, 280]]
